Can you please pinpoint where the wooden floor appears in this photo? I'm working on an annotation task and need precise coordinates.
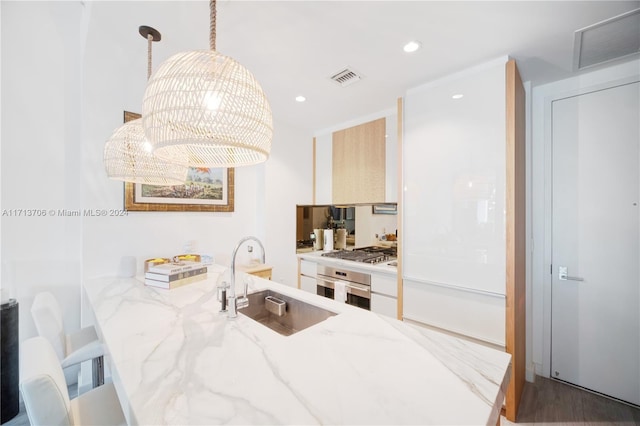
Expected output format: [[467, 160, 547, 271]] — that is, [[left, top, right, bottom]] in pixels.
[[502, 376, 640, 425]]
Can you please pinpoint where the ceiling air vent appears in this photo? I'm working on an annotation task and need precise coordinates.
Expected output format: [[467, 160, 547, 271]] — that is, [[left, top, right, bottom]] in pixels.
[[330, 67, 362, 87], [573, 8, 640, 71]]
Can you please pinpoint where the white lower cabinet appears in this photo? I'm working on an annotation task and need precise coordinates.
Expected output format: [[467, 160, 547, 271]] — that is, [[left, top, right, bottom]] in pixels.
[[299, 259, 318, 294], [300, 259, 317, 277], [371, 293, 397, 318], [371, 272, 397, 318], [371, 274, 397, 298], [298, 258, 398, 318], [300, 275, 317, 294]]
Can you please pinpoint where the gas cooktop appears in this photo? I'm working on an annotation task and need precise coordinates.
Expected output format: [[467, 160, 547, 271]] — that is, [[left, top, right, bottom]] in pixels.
[[321, 246, 397, 264]]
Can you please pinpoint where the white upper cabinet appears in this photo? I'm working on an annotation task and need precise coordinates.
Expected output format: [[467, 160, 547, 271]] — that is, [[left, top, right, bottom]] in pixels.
[[403, 57, 508, 297], [385, 113, 398, 203], [315, 133, 332, 205]]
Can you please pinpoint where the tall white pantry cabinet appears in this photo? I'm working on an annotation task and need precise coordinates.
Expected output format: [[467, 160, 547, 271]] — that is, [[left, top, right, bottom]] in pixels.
[[401, 56, 525, 421]]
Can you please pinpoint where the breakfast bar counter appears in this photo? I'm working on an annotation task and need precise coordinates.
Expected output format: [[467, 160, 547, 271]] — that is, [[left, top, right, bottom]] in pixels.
[[83, 265, 510, 425]]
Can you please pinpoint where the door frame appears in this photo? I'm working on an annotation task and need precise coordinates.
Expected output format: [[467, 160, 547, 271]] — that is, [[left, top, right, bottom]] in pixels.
[[535, 66, 640, 379]]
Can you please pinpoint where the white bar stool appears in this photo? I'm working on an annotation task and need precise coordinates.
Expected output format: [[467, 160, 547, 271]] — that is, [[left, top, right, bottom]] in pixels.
[[30, 291, 105, 388], [20, 336, 126, 426]]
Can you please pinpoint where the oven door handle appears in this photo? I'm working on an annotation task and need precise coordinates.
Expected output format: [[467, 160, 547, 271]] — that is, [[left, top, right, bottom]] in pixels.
[[317, 278, 370, 295], [343, 282, 370, 294], [317, 278, 334, 289]]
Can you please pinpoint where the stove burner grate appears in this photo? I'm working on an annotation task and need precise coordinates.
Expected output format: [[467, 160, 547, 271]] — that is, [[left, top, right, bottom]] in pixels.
[[321, 246, 396, 264]]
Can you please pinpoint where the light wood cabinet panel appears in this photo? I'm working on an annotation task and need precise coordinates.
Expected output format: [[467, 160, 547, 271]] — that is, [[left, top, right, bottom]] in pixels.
[[239, 264, 272, 280], [505, 58, 526, 423], [332, 118, 386, 204]]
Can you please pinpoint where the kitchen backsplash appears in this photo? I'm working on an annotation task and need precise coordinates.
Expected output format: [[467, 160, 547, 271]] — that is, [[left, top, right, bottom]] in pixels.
[[296, 204, 398, 252]]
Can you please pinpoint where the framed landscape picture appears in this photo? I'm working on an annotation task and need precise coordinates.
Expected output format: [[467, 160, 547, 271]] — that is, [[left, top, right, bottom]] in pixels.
[[123, 111, 234, 212]]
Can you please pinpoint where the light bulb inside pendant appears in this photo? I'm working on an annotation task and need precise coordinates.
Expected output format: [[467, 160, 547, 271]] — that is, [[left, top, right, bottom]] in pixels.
[[205, 91, 222, 111]]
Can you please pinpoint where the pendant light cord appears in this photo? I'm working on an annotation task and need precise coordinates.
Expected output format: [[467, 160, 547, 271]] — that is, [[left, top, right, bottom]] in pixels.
[[210, 0, 216, 51], [139, 25, 160, 79], [147, 34, 153, 80]]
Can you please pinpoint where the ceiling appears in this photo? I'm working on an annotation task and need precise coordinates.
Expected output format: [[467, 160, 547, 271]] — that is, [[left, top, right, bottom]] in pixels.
[[95, 1, 640, 133]]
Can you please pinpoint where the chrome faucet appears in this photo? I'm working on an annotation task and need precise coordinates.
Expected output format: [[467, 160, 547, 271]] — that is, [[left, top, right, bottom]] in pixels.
[[227, 236, 266, 318]]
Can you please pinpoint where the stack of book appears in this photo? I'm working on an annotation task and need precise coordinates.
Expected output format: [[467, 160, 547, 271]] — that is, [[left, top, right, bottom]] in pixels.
[[144, 261, 208, 289]]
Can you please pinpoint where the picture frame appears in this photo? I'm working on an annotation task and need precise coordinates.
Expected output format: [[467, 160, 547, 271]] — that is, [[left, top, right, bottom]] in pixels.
[[122, 111, 234, 212]]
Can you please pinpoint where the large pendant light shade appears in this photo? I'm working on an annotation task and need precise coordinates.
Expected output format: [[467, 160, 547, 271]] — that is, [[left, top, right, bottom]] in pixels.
[[141, 0, 273, 167]]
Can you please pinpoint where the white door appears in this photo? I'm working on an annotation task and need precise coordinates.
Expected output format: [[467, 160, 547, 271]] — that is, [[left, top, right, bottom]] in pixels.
[[551, 81, 640, 405]]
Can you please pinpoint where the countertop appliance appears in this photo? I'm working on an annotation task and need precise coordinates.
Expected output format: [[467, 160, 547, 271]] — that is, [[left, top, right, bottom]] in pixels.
[[320, 246, 396, 264], [316, 265, 370, 310]]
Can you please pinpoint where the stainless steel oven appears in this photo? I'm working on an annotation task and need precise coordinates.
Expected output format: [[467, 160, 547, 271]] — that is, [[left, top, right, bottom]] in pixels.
[[316, 265, 370, 310]]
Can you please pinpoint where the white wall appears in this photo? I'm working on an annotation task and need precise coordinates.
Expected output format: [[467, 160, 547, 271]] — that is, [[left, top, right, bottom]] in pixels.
[[530, 59, 640, 378], [264, 120, 314, 284], [1, 1, 312, 344], [1, 1, 84, 341]]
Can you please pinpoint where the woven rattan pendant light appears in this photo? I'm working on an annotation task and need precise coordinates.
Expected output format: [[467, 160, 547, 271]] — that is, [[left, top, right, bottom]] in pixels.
[[141, 0, 273, 167], [103, 26, 189, 185]]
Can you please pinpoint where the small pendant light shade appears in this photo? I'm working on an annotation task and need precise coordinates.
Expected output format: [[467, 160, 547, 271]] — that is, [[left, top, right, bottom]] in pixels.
[[142, 50, 273, 167], [103, 26, 189, 185], [103, 118, 189, 185]]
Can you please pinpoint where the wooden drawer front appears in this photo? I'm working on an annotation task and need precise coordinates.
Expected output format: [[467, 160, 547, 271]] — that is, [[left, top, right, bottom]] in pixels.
[[371, 274, 397, 297], [248, 269, 272, 280], [300, 260, 317, 277]]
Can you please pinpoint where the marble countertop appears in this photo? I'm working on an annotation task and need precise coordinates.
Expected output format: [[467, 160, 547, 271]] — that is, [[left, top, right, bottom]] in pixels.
[[83, 266, 510, 425]]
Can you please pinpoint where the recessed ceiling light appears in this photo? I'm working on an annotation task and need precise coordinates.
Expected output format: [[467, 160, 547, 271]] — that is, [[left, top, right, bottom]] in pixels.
[[403, 40, 422, 53], [295, 95, 306, 102], [452, 94, 464, 100]]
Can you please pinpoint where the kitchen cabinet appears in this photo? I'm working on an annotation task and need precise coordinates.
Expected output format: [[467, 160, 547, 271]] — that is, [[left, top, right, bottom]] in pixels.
[[371, 271, 397, 297], [402, 56, 525, 421], [332, 118, 386, 204], [371, 273, 397, 318], [404, 58, 508, 299], [298, 259, 317, 294], [314, 134, 332, 204], [239, 263, 272, 280], [313, 112, 397, 205], [404, 56, 510, 341], [371, 293, 396, 318], [300, 275, 316, 294]]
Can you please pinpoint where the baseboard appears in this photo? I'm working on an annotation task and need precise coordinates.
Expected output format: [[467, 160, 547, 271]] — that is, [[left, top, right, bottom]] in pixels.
[[526, 363, 539, 383]]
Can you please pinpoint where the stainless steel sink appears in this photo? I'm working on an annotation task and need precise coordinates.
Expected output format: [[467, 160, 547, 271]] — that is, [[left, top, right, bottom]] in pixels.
[[239, 289, 337, 336]]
